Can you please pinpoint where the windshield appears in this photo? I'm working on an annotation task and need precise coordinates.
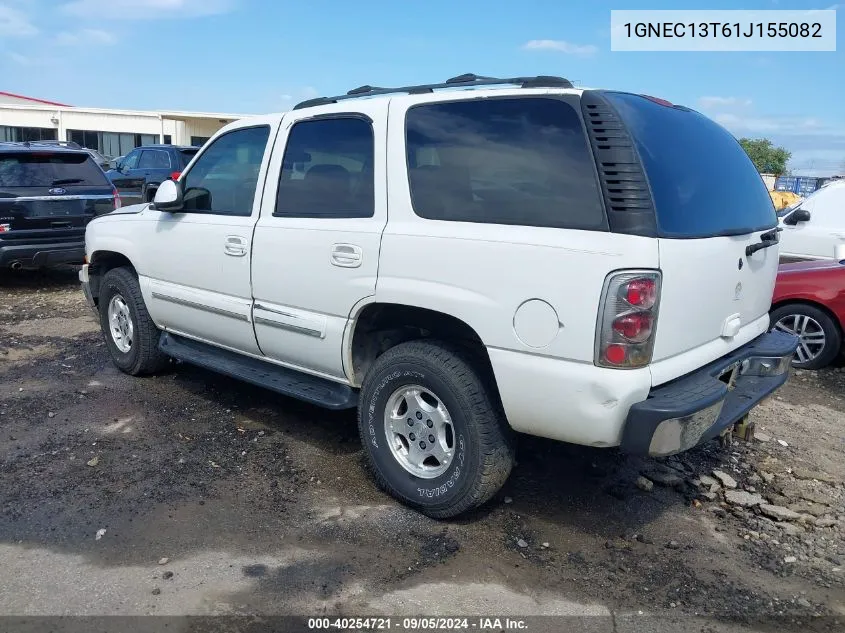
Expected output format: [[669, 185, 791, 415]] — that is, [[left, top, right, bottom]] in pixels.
[[0, 152, 109, 188], [605, 92, 777, 238]]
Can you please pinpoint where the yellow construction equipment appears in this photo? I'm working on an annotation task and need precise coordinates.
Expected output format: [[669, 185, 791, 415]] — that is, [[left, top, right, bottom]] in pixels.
[[769, 190, 801, 210]]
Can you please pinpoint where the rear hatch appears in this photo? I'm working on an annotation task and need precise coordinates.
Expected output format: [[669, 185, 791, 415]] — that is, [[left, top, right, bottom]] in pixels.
[[604, 93, 779, 382], [0, 150, 116, 234]]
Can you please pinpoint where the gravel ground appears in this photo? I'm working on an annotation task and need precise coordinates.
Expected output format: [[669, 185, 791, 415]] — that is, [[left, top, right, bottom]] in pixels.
[[0, 267, 843, 632]]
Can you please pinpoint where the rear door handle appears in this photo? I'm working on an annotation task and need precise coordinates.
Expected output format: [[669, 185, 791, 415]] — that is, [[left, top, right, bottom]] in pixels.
[[224, 235, 248, 257], [331, 243, 362, 268]]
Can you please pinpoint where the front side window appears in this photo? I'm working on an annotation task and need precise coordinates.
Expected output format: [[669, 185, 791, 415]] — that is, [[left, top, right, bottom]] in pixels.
[[275, 117, 374, 218], [180, 126, 270, 216], [405, 97, 606, 230], [121, 150, 141, 170], [138, 150, 172, 169]]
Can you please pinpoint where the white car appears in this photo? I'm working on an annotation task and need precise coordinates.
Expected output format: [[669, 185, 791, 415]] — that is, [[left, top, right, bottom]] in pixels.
[[779, 179, 845, 261], [78, 74, 798, 517]]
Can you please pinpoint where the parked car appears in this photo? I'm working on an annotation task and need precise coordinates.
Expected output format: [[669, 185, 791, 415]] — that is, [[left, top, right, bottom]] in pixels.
[[106, 144, 200, 206], [79, 74, 798, 517], [770, 259, 845, 369], [0, 142, 120, 270], [778, 180, 845, 261]]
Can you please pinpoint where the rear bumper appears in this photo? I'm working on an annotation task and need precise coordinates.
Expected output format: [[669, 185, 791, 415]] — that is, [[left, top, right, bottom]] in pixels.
[[620, 330, 799, 456], [0, 239, 85, 268]]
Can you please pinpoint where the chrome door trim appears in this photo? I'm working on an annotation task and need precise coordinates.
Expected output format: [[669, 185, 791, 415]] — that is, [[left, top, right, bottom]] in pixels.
[[151, 291, 249, 322], [253, 302, 326, 338]]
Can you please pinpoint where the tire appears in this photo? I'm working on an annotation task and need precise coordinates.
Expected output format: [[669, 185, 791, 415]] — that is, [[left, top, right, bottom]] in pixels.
[[98, 266, 170, 376], [770, 303, 841, 370], [358, 339, 515, 518]]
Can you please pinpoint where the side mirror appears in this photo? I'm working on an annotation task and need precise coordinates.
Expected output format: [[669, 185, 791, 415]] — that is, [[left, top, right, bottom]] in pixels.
[[152, 179, 184, 211], [784, 208, 811, 225]]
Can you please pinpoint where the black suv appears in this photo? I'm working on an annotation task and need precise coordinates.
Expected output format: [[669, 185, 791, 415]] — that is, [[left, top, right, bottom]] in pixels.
[[0, 142, 119, 270], [106, 144, 199, 205]]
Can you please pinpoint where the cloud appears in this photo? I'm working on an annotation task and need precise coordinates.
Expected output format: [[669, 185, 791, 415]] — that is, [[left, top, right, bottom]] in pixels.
[[522, 39, 598, 57], [0, 3, 38, 37], [712, 112, 829, 135], [7, 52, 49, 66], [56, 28, 117, 46], [60, 0, 236, 20], [698, 96, 753, 109]]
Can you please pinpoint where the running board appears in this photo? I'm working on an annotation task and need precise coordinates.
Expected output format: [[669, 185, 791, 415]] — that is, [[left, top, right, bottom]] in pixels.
[[158, 332, 357, 410]]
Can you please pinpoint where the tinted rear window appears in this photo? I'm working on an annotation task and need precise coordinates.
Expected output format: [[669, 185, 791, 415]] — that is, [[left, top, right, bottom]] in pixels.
[[179, 149, 198, 167], [405, 97, 606, 230], [0, 152, 109, 188], [605, 92, 776, 238]]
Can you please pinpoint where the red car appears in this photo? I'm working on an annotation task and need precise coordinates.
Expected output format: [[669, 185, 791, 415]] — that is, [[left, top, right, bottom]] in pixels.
[[770, 260, 845, 369]]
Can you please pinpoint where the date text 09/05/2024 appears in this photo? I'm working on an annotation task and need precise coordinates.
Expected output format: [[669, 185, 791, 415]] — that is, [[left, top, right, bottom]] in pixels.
[[622, 22, 823, 39], [307, 617, 529, 631]]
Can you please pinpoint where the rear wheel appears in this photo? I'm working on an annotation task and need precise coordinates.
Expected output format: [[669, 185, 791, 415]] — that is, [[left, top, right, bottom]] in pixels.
[[770, 303, 841, 370], [98, 266, 170, 375], [358, 340, 515, 518]]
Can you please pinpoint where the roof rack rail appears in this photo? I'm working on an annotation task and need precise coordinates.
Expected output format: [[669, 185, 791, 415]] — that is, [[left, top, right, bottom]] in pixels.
[[293, 73, 574, 110]]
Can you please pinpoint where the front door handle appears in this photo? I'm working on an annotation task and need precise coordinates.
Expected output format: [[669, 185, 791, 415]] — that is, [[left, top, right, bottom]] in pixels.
[[224, 235, 248, 257], [331, 243, 362, 268]]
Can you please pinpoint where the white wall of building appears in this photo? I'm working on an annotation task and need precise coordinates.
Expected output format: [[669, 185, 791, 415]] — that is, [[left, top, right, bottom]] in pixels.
[[0, 102, 244, 152]]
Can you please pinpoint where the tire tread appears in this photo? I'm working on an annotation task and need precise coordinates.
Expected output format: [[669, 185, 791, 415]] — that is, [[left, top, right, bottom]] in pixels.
[[358, 339, 514, 518], [99, 267, 169, 376]]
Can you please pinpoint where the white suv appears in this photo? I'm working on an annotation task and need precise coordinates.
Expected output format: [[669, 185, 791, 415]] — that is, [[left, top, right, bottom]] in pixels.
[[79, 74, 798, 517]]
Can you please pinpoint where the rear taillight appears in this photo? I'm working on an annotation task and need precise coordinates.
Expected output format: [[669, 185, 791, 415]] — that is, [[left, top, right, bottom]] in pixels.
[[595, 271, 662, 369], [170, 171, 181, 181], [112, 187, 122, 210]]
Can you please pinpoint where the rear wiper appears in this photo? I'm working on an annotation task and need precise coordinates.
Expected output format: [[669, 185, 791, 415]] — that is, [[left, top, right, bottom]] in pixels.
[[746, 227, 782, 256], [50, 178, 85, 186]]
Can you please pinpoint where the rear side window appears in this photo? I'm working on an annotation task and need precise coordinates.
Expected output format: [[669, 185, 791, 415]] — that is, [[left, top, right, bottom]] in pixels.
[[138, 150, 171, 169], [605, 92, 777, 238], [275, 117, 374, 218], [405, 97, 606, 230], [0, 152, 108, 188]]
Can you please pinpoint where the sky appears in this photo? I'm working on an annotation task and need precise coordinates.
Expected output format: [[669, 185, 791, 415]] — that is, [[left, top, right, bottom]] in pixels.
[[0, 0, 843, 175]]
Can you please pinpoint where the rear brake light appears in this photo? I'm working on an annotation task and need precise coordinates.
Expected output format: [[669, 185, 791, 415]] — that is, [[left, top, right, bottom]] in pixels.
[[0, 223, 10, 233], [612, 312, 653, 343], [595, 271, 662, 369], [641, 95, 674, 107], [112, 187, 122, 210], [170, 171, 181, 181], [625, 278, 657, 308]]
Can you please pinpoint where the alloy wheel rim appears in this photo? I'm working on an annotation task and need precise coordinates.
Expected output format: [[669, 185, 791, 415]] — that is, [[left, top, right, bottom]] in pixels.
[[107, 294, 134, 354], [774, 314, 826, 364], [383, 385, 455, 479]]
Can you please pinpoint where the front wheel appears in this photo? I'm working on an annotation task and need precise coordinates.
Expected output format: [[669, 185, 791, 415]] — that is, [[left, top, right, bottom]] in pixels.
[[770, 303, 842, 370], [98, 266, 170, 375], [358, 340, 515, 518]]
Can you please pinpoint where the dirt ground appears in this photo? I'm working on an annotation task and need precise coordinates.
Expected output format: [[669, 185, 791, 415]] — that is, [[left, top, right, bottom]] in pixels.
[[1, 267, 843, 632]]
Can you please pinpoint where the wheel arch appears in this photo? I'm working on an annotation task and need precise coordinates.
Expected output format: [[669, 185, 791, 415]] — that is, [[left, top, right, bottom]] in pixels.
[[87, 250, 138, 307], [770, 298, 845, 335], [345, 301, 498, 392]]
